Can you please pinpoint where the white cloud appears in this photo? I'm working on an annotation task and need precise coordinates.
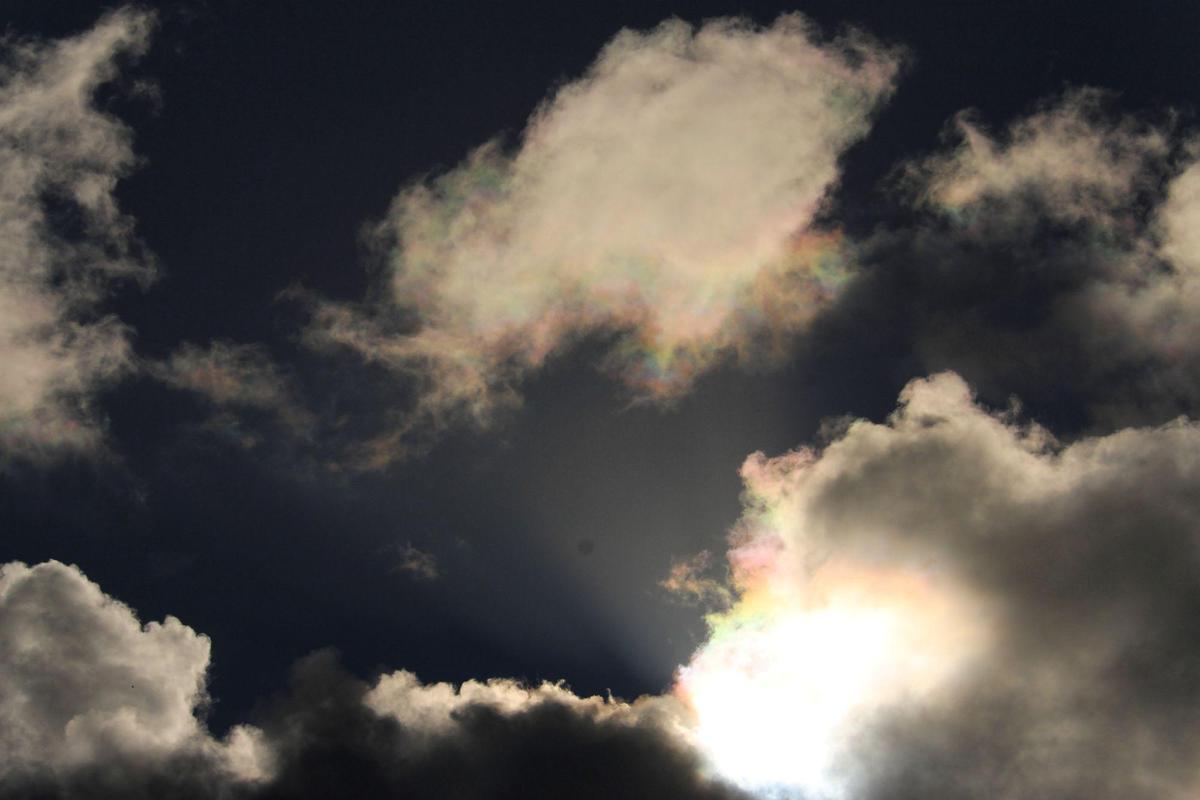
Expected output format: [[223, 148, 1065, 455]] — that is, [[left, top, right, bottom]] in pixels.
[[0, 560, 269, 783], [308, 14, 899, 461], [0, 8, 156, 461]]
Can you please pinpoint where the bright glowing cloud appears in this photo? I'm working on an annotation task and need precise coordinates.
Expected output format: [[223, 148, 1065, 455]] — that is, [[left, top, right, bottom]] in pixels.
[[676, 562, 988, 796], [0, 8, 156, 461], [671, 372, 1200, 799], [307, 14, 899, 460]]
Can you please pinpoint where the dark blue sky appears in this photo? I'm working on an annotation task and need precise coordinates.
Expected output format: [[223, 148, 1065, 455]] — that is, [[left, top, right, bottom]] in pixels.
[[4, 0, 1200, 739]]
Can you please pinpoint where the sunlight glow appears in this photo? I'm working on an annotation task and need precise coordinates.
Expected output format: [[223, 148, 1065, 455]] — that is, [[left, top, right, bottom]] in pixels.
[[674, 562, 989, 798]]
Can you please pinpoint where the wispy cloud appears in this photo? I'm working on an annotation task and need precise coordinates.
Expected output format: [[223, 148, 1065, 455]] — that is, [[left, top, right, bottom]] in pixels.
[[0, 8, 156, 463], [389, 542, 441, 581], [150, 340, 318, 449], [660, 550, 731, 609]]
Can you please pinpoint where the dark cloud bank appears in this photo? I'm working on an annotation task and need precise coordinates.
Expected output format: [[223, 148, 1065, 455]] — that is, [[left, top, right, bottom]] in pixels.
[[0, 561, 746, 800]]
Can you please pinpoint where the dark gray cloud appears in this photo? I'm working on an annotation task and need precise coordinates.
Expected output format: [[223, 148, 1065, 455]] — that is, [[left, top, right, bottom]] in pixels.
[[251, 651, 748, 800], [0, 560, 748, 800], [818, 90, 1200, 432]]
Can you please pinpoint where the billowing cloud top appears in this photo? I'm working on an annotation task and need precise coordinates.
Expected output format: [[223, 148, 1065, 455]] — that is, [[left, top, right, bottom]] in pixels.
[[0, 560, 268, 791], [675, 373, 1200, 798], [0, 8, 155, 461], [308, 14, 899, 454]]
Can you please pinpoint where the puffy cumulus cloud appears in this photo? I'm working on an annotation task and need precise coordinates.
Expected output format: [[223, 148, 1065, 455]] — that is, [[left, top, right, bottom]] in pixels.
[[306, 14, 900, 460], [364, 661, 687, 734], [150, 341, 318, 449], [0, 560, 748, 800], [673, 372, 1200, 799], [0, 8, 157, 463], [0, 560, 269, 797]]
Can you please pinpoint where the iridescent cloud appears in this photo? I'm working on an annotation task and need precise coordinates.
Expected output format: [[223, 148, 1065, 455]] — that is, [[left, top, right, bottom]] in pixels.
[[307, 15, 899, 461]]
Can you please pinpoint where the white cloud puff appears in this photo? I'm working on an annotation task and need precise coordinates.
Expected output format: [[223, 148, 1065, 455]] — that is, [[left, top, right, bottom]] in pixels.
[[0, 560, 269, 784], [308, 14, 899, 459]]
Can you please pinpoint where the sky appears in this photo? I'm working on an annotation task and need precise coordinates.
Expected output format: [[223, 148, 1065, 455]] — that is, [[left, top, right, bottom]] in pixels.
[[3, 1, 1200, 798]]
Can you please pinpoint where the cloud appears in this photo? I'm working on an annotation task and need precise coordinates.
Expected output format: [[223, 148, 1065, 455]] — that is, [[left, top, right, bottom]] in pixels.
[[305, 14, 899, 462], [660, 550, 732, 609], [154, 342, 296, 412], [388, 542, 441, 580], [674, 372, 1200, 798], [0, 560, 748, 800], [13, 380, 1200, 799], [0, 8, 157, 463], [0, 560, 269, 796], [836, 90, 1200, 430], [905, 89, 1169, 223], [150, 340, 318, 449], [251, 652, 747, 800]]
